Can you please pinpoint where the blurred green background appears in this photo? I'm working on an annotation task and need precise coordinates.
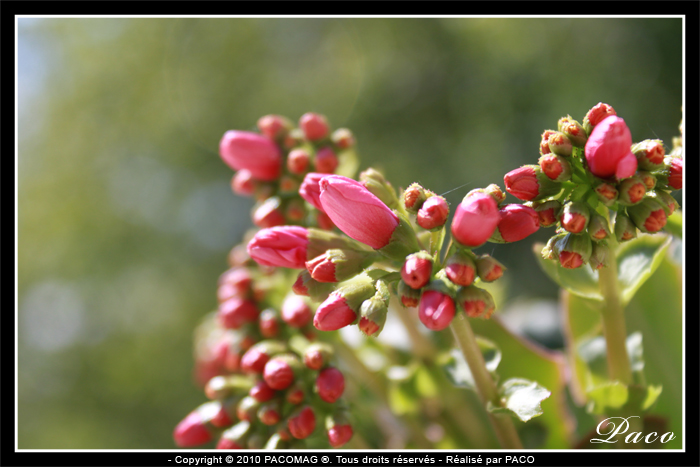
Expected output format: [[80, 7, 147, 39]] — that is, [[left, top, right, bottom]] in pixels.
[[17, 18, 682, 448]]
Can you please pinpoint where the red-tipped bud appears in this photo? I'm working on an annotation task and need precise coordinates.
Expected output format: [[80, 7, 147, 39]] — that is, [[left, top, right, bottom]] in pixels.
[[555, 233, 592, 269], [490, 204, 540, 243], [281, 295, 312, 328], [614, 213, 638, 242], [319, 175, 401, 250], [587, 213, 611, 241], [286, 383, 306, 405], [249, 380, 276, 403], [359, 296, 388, 337], [475, 255, 505, 282], [594, 182, 619, 206], [316, 367, 345, 403], [283, 128, 305, 150], [218, 297, 259, 330], [247, 226, 309, 269], [231, 169, 256, 196], [219, 130, 282, 181], [560, 202, 590, 234], [360, 168, 399, 209], [583, 102, 617, 135], [259, 309, 280, 338], [637, 171, 657, 191], [539, 154, 572, 182], [540, 130, 557, 155], [240, 341, 286, 374], [653, 190, 679, 215], [315, 147, 339, 174], [416, 196, 449, 230], [445, 250, 477, 287], [547, 131, 573, 157], [397, 279, 420, 307], [632, 139, 665, 171], [173, 406, 214, 447], [590, 242, 610, 270], [666, 157, 683, 190], [288, 406, 316, 439], [331, 128, 356, 149], [451, 192, 501, 248], [236, 396, 260, 422], [304, 343, 333, 370], [403, 183, 428, 213], [300, 113, 330, 141], [584, 116, 637, 180], [401, 252, 434, 289], [532, 200, 562, 227], [457, 286, 495, 319], [291, 269, 335, 302], [258, 402, 282, 426], [217, 268, 252, 303], [306, 248, 376, 283], [557, 116, 587, 147], [257, 114, 293, 140], [263, 356, 298, 390], [315, 274, 375, 330], [418, 290, 456, 331], [482, 184, 507, 205], [253, 197, 286, 228], [627, 197, 668, 233], [287, 148, 310, 175], [504, 165, 561, 201], [617, 176, 647, 206]]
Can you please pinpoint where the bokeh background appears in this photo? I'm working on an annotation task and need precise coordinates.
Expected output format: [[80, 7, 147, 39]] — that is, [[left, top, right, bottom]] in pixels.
[[17, 17, 683, 449]]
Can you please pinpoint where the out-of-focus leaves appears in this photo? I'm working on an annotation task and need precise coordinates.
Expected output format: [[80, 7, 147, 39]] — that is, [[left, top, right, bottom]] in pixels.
[[487, 378, 551, 422], [534, 246, 602, 301], [439, 337, 501, 390], [663, 210, 682, 238]]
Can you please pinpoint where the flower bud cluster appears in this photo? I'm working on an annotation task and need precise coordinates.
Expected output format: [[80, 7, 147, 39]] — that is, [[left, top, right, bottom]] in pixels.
[[502, 103, 682, 270], [220, 113, 357, 230]]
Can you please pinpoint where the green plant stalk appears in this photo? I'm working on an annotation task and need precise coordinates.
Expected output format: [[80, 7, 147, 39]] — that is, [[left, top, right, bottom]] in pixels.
[[450, 315, 523, 449], [597, 242, 633, 386]]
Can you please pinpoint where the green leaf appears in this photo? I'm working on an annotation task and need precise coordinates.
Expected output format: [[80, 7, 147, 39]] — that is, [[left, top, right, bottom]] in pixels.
[[469, 317, 572, 448], [617, 234, 672, 306], [586, 381, 628, 414], [413, 364, 439, 398], [335, 148, 360, 179], [439, 337, 501, 390], [386, 366, 419, 415], [534, 244, 602, 301], [488, 378, 551, 422], [576, 332, 645, 387]]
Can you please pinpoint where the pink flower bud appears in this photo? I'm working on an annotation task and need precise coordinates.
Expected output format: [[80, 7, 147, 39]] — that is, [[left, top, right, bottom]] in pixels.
[[555, 233, 592, 269], [331, 128, 355, 149], [539, 154, 572, 182], [299, 172, 327, 212], [504, 165, 561, 201], [560, 202, 590, 234], [617, 176, 647, 206], [281, 295, 312, 328], [263, 358, 295, 390], [328, 424, 354, 448], [451, 192, 500, 248], [397, 280, 421, 307], [300, 113, 330, 141], [532, 200, 562, 228], [418, 290, 456, 331], [240, 348, 270, 374], [286, 384, 306, 405], [258, 403, 282, 426], [231, 170, 256, 196], [475, 255, 505, 282], [401, 252, 433, 289], [547, 132, 573, 157], [319, 175, 400, 250], [403, 183, 427, 213], [315, 147, 339, 174], [492, 204, 539, 243], [594, 182, 619, 206], [304, 343, 332, 370], [288, 406, 316, 439], [247, 226, 309, 269], [313, 293, 358, 331], [219, 130, 282, 181], [416, 196, 449, 230], [218, 297, 259, 329], [632, 140, 665, 171], [257, 114, 293, 140], [628, 197, 668, 233], [668, 157, 682, 189], [216, 438, 243, 449], [252, 197, 286, 228], [174, 409, 213, 447], [316, 367, 345, 403], [287, 149, 310, 174], [249, 380, 276, 403], [259, 309, 280, 338], [584, 116, 637, 180]]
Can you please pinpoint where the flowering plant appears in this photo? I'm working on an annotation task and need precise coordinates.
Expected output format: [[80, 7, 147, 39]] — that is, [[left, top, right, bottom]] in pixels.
[[174, 105, 682, 450]]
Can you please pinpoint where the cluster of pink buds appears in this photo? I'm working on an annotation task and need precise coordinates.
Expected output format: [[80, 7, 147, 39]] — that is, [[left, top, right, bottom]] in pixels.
[[220, 112, 356, 230], [503, 103, 682, 270]]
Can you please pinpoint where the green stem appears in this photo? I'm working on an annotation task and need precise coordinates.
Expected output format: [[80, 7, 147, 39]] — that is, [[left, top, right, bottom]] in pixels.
[[597, 240, 633, 385], [450, 315, 523, 449]]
